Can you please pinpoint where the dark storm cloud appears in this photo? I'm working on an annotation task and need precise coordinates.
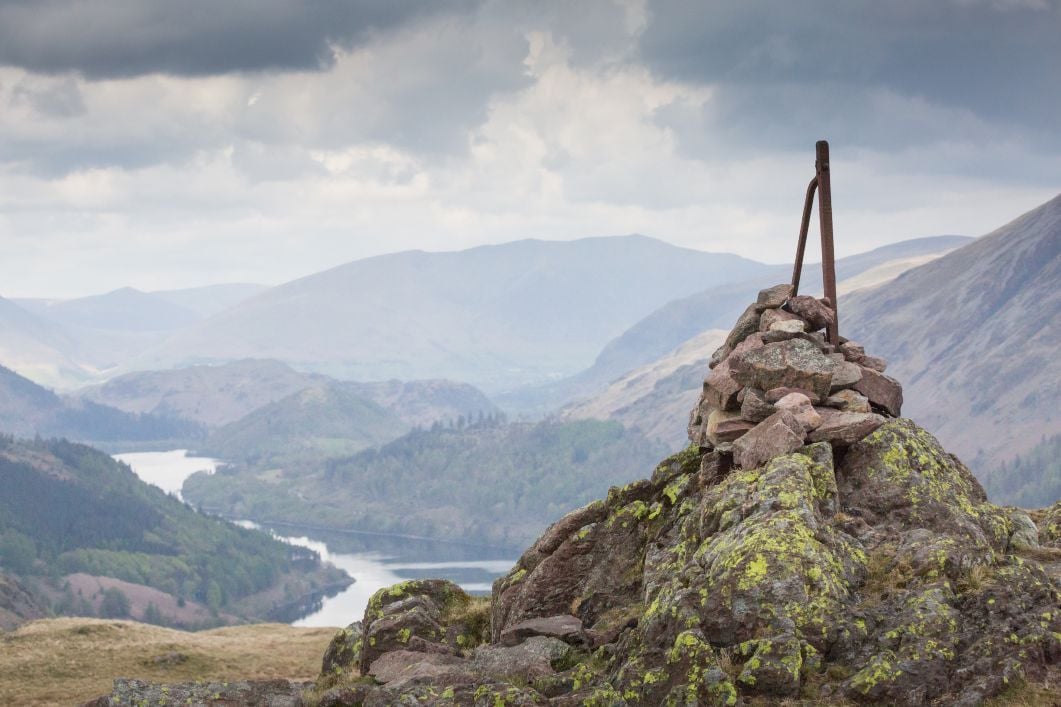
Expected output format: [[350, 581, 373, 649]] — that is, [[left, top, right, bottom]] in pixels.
[[639, 0, 1061, 146], [0, 0, 477, 78]]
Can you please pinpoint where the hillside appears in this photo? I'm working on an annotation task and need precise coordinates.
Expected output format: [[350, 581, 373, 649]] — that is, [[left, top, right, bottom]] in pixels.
[[182, 418, 668, 549], [0, 297, 90, 389], [843, 194, 1061, 482], [0, 618, 334, 706], [501, 235, 970, 412], [26, 287, 201, 332], [124, 236, 768, 390], [0, 364, 201, 447], [196, 385, 410, 465], [0, 437, 348, 626], [150, 283, 269, 317]]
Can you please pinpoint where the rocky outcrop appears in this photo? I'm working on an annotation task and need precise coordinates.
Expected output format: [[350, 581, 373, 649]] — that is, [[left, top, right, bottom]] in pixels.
[[86, 286, 1061, 705]]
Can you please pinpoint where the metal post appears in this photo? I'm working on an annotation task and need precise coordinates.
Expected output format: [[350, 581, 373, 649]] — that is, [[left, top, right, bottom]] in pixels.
[[790, 175, 818, 297], [815, 141, 839, 347]]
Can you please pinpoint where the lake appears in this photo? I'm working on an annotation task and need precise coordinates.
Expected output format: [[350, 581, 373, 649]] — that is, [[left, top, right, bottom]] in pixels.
[[115, 450, 516, 627]]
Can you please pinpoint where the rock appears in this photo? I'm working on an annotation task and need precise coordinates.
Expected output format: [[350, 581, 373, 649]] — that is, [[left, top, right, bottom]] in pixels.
[[87, 678, 307, 707], [359, 579, 474, 673], [765, 386, 822, 405], [807, 410, 886, 446], [708, 343, 731, 370], [824, 388, 872, 413], [740, 387, 775, 423], [860, 354, 888, 372], [759, 306, 801, 332], [499, 615, 585, 647], [769, 318, 806, 334], [774, 392, 823, 431], [706, 409, 755, 444], [1008, 510, 1039, 552], [756, 283, 792, 309], [472, 636, 572, 682], [368, 650, 466, 683], [839, 340, 865, 363], [829, 360, 863, 392], [729, 338, 837, 399], [732, 410, 806, 469], [320, 621, 362, 685], [702, 367, 743, 412], [852, 367, 903, 417], [724, 303, 762, 349], [736, 635, 809, 697], [784, 295, 835, 331]]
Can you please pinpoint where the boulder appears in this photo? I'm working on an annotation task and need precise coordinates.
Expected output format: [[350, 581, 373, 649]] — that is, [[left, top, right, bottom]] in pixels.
[[807, 410, 886, 446], [852, 367, 903, 417], [769, 318, 806, 334], [756, 283, 792, 309], [824, 388, 872, 413], [774, 392, 823, 432], [706, 409, 755, 444], [860, 354, 888, 372], [368, 650, 466, 684], [784, 295, 835, 331], [319, 621, 362, 685], [732, 410, 806, 469], [724, 303, 762, 349], [759, 306, 801, 332], [765, 386, 822, 404], [729, 338, 837, 399], [471, 636, 572, 682], [499, 615, 585, 647], [740, 387, 775, 423], [829, 360, 863, 392], [702, 367, 742, 412]]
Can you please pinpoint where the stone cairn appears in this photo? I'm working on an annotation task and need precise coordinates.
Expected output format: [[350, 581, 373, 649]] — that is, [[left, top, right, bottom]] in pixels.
[[688, 284, 904, 470]]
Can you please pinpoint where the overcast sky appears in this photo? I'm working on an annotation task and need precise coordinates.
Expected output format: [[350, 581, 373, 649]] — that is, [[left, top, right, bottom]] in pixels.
[[1, 0, 1058, 297]]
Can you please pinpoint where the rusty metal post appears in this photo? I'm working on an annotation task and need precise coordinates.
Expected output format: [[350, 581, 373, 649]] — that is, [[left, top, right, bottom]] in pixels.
[[790, 175, 818, 297], [815, 140, 839, 347]]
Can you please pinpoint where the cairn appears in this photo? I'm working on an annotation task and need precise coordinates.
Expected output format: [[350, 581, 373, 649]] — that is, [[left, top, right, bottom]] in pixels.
[[688, 284, 904, 470]]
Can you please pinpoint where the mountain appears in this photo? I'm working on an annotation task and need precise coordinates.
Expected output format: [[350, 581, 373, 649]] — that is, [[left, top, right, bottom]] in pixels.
[[27, 287, 201, 332], [842, 194, 1061, 479], [124, 236, 768, 391], [150, 283, 270, 317], [75, 359, 499, 435], [182, 418, 668, 549], [0, 364, 201, 447], [500, 235, 971, 413], [197, 385, 410, 465], [0, 436, 348, 626], [561, 329, 727, 449], [0, 297, 91, 389], [75, 360, 325, 428]]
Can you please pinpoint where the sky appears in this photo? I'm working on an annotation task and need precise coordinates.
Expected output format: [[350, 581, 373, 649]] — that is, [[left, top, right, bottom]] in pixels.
[[1, 0, 1059, 297]]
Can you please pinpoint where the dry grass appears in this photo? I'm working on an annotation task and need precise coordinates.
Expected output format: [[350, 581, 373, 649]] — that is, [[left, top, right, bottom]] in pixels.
[[0, 617, 336, 706]]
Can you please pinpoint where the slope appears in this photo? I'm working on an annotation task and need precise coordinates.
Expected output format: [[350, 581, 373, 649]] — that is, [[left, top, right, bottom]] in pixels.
[[126, 236, 768, 390], [842, 193, 1061, 477]]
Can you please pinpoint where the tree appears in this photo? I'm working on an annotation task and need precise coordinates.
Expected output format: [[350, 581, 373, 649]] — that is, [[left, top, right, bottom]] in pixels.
[[99, 587, 131, 618], [0, 531, 37, 574]]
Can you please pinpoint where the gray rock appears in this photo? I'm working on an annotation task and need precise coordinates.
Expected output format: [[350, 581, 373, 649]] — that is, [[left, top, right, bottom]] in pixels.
[[368, 650, 466, 684], [824, 389, 872, 413], [320, 621, 362, 684], [729, 338, 837, 399], [732, 410, 806, 469], [756, 283, 792, 309], [499, 614, 585, 647], [759, 307, 802, 332], [706, 409, 755, 444], [472, 636, 571, 682], [830, 361, 863, 392], [774, 392, 823, 432], [724, 303, 762, 349], [1008, 510, 1039, 552], [765, 386, 823, 405], [770, 318, 806, 334]]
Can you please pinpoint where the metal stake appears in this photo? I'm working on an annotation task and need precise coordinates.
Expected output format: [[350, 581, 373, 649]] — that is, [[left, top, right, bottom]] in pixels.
[[789, 140, 839, 347]]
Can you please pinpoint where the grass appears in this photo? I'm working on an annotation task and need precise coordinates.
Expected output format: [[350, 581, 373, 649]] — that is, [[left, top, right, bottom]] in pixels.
[[0, 617, 336, 706]]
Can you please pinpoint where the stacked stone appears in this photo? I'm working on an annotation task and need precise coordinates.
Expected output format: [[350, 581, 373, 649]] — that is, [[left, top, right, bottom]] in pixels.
[[688, 284, 904, 470]]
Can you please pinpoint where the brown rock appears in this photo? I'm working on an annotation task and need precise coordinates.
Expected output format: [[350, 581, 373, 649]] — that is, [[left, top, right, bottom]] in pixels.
[[839, 341, 865, 363], [703, 368, 742, 412], [732, 410, 806, 469], [765, 387, 822, 405], [499, 615, 585, 647], [724, 303, 762, 349], [774, 392, 823, 431], [852, 367, 903, 417], [784, 295, 835, 331], [860, 355, 888, 373], [368, 650, 466, 684], [740, 388, 775, 423], [756, 283, 792, 310], [830, 361, 863, 392], [807, 411, 886, 446], [706, 409, 755, 444], [729, 338, 837, 399], [824, 389, 872, 413], [709, 343, 731, 370]]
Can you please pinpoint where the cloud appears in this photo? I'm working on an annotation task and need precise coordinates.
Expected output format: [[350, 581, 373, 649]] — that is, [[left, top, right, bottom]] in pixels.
[[0, 0, 476, 78]]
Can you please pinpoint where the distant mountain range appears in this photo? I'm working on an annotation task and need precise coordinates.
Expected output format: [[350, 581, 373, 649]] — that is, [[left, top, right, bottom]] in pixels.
[[843, 194, 1061, 484]]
